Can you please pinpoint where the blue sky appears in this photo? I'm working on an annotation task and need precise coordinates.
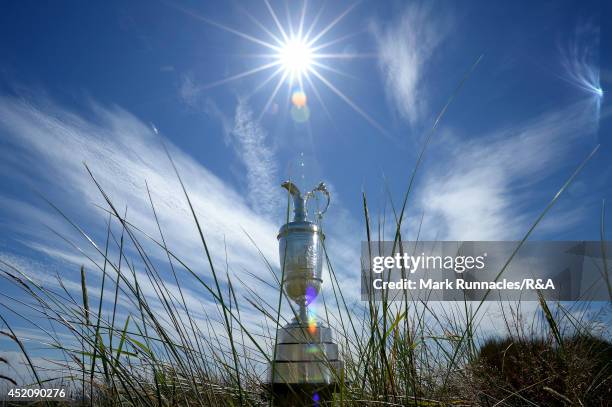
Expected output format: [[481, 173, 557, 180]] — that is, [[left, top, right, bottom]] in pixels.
[[0, 0, 610, 381]]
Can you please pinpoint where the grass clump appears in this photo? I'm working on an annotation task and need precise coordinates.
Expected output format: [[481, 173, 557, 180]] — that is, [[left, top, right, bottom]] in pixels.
[[470, 335, 611, 406]]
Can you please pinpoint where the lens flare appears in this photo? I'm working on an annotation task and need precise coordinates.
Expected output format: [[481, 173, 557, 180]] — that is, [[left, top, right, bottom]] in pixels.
[[291, 90, 307, 107], [305, 285, 317, 305], [307, 309, 317, 335], [306, 344, 322, 354], [308, 318, 317, 334], [291, 105, 310, 123]]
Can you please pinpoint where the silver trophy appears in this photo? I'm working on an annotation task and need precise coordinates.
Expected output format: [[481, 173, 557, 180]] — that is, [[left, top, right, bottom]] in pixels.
[[268, 181, 343, 403]]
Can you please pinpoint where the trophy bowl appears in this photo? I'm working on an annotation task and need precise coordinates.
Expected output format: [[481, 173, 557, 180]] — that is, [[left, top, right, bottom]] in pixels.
[[278, 220, 324, 307]]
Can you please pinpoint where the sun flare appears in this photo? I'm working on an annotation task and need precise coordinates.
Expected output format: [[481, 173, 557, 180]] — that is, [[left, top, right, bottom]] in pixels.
[[278, 38, 313, 81], [189, 1, 384, 132]]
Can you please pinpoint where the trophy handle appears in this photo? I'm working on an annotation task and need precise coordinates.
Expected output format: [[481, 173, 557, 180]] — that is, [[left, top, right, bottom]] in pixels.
[[306, 182, 330, 220]]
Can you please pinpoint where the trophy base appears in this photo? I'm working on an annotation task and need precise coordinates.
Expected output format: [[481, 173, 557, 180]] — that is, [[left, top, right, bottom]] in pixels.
[[268, 320, 343, 385], [267, 383, 337, 407]]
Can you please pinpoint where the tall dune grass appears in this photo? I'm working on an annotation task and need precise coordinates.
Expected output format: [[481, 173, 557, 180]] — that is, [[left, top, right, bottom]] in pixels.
[[1, 57, 610, 405]]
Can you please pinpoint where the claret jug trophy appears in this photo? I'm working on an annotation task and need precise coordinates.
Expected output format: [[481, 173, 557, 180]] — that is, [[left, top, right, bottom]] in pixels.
[[268, 181, 343, 405]]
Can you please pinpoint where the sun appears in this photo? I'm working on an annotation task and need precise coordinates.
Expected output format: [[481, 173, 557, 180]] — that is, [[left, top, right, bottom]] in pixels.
[[183, 1, 385, 132], [278, 37, 313, 82]]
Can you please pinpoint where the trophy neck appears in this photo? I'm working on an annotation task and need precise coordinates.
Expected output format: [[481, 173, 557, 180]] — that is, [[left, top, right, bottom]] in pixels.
[[292, 196, 308, 222]]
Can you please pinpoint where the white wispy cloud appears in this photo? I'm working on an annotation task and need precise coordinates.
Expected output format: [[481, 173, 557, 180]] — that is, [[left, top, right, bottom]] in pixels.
[[0, 95, 281, 323], [559, 21, 602, 101], [180, 75, 280, 218], [414, 100, 599, 241], [179, 74, 201, 108], [229, 100, 280, 218], [372, 2, 450, 126]]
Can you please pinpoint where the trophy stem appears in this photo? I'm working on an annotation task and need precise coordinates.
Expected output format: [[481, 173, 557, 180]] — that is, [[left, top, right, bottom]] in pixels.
[[299, 303, 308, 324]]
